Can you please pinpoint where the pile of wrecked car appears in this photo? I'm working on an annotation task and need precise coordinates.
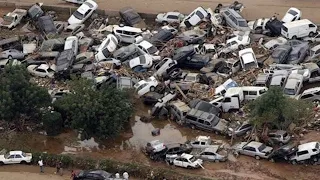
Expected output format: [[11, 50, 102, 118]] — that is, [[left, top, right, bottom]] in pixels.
[[1, 0, 320, 170]]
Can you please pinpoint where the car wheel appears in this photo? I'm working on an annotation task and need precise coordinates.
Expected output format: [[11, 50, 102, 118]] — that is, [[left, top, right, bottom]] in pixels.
[[219, 52, 226, 58], [150, 86, 155, 92], [190, 124, 196, 130], [313, 157, 318, 162], [313, 99, 320, 104], [186, 166, 192, 169], [292, 35, 297, 39], [8, 55, 13, 59], [309, 32, 315, 37], [214, 159, 220, 163], [291, 160, 297, 165], [0, 161, 4, 165], [162, 21, 168, 25], [186, 56, 191, 60], [269, 158, 275, 163], [255, 156, 260, 160], [20, 161, 27, 164], [214, 131, 219, 135]]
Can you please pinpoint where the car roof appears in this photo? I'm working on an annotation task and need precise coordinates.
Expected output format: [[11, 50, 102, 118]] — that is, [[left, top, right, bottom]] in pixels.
[[166, 143, 182, 149], [298, 142, 319, 151], [203, 147, 218, 153], [247, 141, 263, 148], [302, 87, 320, 95], [171, 100, 190, 112], [269, 130, 287, 135], [283, 19, 314, 28], [138, 40, 153, 49], [166, 12, 182, 16], [181, 153, 193, 159], [9, 151, 23, 155]]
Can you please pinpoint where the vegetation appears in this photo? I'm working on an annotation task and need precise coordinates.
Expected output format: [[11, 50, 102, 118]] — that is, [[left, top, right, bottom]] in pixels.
[[248, 87, 313, 129], [42, 111, 63, 136], [29, 152, 210, 180], [0, 65, 51, 130], [53, 78, 133, 139]]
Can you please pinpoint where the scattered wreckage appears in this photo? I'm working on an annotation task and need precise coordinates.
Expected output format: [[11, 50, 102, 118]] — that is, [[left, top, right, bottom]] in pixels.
[[3, 0, 320, 170]]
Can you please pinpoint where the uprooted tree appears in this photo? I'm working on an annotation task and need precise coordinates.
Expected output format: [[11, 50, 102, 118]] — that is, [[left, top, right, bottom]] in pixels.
[[248, 87, 313, 130], [0, 65, 51, 130], [53, 78, 134, 139]]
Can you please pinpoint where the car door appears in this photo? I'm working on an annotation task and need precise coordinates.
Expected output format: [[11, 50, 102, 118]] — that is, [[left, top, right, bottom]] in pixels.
[[6, 154, 16, 164], [242, 146, 255, 156], [202, 152, 216, 161], [174, 158, 183, 167], [35, 68, 47, 77], [182, 158, 189, 167], [296, 150, 309, 161], [14, 154, 23, 163]]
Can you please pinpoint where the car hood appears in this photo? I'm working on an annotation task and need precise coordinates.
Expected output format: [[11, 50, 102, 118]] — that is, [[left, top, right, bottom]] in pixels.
[[156, 13, 165, 20], [68, 15, 82, 25], [282, 14, 294, 23], [214, 118, 229, 131], [0, 155, 5, 160], [247, 20, 255, 30], [262, 146, 273, 153]]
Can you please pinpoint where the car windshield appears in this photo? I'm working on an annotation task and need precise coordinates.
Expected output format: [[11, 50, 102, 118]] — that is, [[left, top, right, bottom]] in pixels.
[[73, 11, 84, 20], [4, 153, 10, 159], [189, 156, 197, 162], [139, 56, 146, 64], [288, 10, 298, 16], [185, 76, 196, 81], [84, 2, 94, 8], [101, 49, 110, 58], [258, 144, 267, 152], [196, 11, 204, 19], [253, 20, 258, 29], [21, 152, 26, 157], [284, 88, 296, 95], [238, 20, 248, 27], [147, 46, 158, 54], [3, 15, 14, 22]]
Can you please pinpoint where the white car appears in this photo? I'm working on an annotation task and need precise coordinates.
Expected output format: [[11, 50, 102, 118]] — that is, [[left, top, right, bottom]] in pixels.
[[67, 0, 98, 25], [264, 37, 287, 50], [234, 141, 273, 160], [137, 40, 159, 55], [27, 64, 55, 78], [0, 151, 32, 165], [282, 7, 301, 23], [154, 58, 177, 77], [173, 153, 203, 169], [134, 76, 159, 96], [283, 73, 304, 97], [0, 9, 27, 29], [248, 18, 270, 32], [290, 142, 320, 164], [155, 11, 185, 24], [95, 58, 121, 67], [220, 34, 250, 55], [303, 31, 320, 43], [129, 54, 153, 69], [238, 48, 259, 71], [113, 25, 144, 44], [64, 36, 79, 56], [95, 34, 119, 61], [181, 7, 208, 28]]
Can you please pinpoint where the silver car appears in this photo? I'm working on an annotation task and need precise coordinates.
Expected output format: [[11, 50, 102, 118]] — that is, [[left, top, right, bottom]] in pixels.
[[234, 141, 273, 159], [220, 8, 250, 31], [195, 147, 227, 162], [0, 49, 25, 60]]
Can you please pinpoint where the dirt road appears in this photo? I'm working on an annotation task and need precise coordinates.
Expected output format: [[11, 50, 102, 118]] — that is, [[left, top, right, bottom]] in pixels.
[[8, 0, 320, 22], [0, 165, 68, 180]]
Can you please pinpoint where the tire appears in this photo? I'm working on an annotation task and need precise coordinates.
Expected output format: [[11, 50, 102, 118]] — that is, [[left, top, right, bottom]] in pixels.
[[255, 156, 260, 160], [150, 86, 155, 92], [0, 162, 4, 165], [291, 160, 297, 165], [187, 166, 192, 169], [292, 35, 297, 39], [8, 55, 13, 59], [190, 124, 196, 130], [214, 159, 220, 163], [186, 56, 191, 60], [20, 161, 27, 164], [309, 32, 315, 37], [219, 52, 226, 58], [312, 157, 318, 162]]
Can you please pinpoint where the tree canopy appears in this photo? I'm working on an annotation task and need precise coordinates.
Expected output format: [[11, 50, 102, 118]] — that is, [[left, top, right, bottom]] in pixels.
[[53, 78, 133, 139], [248, 87, 313, 129], [0, 65, 51, 129]]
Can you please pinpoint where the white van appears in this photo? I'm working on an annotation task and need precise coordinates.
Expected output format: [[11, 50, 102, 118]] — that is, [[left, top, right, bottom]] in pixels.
[[113, 25, 144, 44], [281, 19, 317, 39], [213, 86, 268, 112], [242, 86, 268, 100]]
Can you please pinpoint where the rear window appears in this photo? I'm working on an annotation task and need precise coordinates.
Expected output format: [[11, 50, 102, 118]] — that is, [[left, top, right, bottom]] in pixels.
[[84, 2, 94, 8], [140, 56, 146, 64], [282, 26, 288, 32], [288, 10, 298, 16], [196, 11, 205, 19], [238, 20, 248, 27]]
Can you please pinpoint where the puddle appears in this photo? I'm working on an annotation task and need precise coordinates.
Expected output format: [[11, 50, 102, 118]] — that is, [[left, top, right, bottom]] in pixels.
[[124, 116, 188, 150]]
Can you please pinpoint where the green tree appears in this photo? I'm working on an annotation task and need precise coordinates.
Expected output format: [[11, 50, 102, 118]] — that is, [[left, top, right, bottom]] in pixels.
[[0, 65, 51, 129], [42, 111, 63, 136], [53, 78, 133, 139], [248, 87, 312, 129]]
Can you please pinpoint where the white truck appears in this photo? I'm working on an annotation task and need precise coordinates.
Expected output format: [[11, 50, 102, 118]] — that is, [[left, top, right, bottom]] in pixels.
[[210, 86, 268, 112], [0, 9, 27, 29]]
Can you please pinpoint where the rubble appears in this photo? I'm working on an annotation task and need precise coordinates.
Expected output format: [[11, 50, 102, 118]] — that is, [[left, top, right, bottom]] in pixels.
[[2, 0, 320, 169]]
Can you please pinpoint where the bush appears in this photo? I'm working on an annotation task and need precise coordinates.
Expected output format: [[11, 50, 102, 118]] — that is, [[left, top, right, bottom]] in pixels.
[[42, 111, 63, 136], [30, 152, 210, 180]]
